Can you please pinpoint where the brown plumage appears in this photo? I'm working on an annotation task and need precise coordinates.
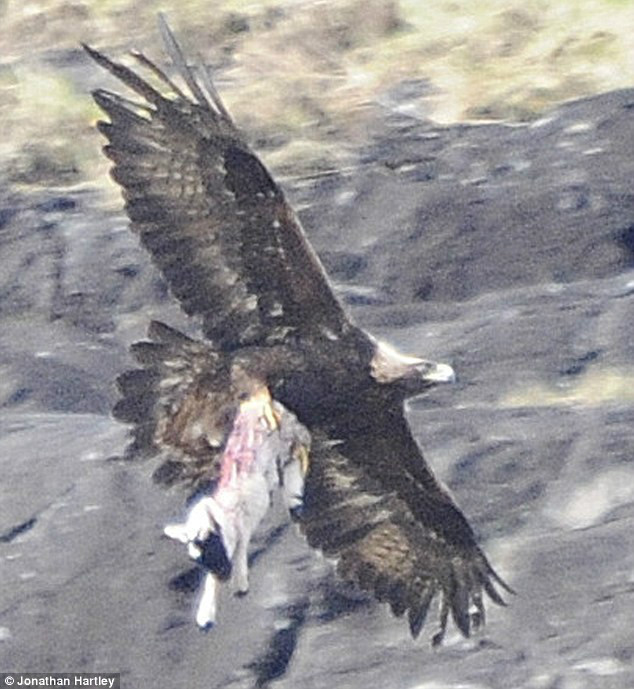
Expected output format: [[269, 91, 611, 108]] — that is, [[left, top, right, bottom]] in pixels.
[[85, 15, 512, 644]]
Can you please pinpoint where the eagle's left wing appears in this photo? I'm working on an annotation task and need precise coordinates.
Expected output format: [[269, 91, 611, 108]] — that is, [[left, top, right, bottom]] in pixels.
[[300, 414, 511, 644]]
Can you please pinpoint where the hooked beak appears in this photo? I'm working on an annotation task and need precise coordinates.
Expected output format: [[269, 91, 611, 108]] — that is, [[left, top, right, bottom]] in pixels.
[[370, 339, 456, 386], [415, 360, 456, 384]]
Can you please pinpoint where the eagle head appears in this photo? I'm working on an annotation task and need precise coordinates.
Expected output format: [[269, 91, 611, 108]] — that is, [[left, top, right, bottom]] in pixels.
[[370, 339, 455, 391]]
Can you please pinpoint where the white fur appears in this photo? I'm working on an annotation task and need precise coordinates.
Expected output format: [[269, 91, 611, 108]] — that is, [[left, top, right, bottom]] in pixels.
[[196, 572, 217, 628], [164, 401, 309, 628]]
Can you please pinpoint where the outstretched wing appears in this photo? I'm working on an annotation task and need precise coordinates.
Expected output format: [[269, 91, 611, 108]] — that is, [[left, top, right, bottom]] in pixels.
[[301, 412, 512, 643], [84, 17, 349, 350], [114, 320, 236, 487]]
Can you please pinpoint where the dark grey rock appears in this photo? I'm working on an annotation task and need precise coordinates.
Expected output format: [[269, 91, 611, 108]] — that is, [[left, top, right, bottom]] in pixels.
[[1, 85, 634, 688]]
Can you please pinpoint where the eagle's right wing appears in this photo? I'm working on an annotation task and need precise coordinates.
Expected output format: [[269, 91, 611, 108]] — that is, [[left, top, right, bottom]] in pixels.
[[84, 17, 350, 351]]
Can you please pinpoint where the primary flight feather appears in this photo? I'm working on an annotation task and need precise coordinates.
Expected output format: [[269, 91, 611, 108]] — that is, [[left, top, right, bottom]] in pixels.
[[85, 16, 511, 644]]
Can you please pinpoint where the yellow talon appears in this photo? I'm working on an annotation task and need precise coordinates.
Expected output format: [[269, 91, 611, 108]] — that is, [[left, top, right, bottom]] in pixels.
[[295, 444, 310, 476], [239, 388, 279, 431], [263, 401, 280, 431]]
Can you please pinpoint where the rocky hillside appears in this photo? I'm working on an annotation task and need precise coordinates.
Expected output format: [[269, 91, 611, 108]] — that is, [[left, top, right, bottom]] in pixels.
[[1, 4, 633, 688]]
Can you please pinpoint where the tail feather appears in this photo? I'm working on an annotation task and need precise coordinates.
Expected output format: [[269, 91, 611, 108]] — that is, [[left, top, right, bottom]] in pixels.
[[113, 320, 231, 487]]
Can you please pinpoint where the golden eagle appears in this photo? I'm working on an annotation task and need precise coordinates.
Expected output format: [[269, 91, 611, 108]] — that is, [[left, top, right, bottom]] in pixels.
[[84, 16, 511, 645]]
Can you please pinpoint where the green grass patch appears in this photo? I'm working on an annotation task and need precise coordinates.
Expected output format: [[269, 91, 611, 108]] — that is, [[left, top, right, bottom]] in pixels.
[[1, 0, 633, 187], [501, 367, 634, 408]]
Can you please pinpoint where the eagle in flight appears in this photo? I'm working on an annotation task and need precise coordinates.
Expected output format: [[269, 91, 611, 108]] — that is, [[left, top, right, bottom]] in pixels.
[[84, 16, 511, 646]]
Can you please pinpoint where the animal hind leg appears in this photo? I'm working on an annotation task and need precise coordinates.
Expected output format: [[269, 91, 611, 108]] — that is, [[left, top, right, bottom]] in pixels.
[[232, 533, 249, 596], [196, 572, 218, 630]]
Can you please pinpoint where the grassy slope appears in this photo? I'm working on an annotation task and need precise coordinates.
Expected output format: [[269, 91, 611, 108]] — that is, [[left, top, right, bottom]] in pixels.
[[1, 0, 633, 184]]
